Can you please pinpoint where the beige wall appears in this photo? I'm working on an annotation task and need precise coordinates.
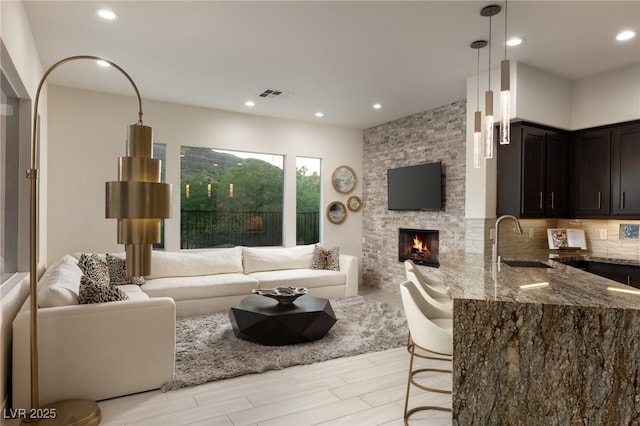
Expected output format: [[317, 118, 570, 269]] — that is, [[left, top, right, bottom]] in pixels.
[[0, 0, 45, 412], [46, 86, 364, 264], [572, 63, 640, 130]]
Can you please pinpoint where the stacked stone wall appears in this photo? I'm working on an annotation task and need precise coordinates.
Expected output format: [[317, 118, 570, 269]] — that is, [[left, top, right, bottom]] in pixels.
[[362, 100, 466, 292]]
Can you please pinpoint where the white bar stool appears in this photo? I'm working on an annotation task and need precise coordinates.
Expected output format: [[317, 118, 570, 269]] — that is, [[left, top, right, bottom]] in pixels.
[[400, 280, 452, 424]]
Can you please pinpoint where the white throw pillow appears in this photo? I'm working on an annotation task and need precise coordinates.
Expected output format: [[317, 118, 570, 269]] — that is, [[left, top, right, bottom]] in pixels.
[[146, 247, 243, 279], [38, 255, 83, 307], [242, 245, 315, 274]]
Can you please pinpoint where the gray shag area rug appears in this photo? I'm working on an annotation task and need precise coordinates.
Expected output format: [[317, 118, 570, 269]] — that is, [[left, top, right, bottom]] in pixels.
[[162, 295, 407, 391]]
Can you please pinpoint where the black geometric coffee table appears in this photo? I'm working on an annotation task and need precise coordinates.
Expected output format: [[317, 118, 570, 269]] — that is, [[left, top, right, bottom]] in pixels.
[[229, 295, 337, 346]]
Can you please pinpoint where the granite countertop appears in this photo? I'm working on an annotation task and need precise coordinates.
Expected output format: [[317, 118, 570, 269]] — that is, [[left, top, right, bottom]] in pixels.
[[438, 251, 640, 310]]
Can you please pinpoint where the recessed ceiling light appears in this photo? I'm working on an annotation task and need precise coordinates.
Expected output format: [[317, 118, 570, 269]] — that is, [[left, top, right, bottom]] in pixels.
[[96, 8, 118, 20], [245, 101, 255, 107], [373, 103, 382, 110], [506, 37, 524, 47], [96, 59, 110, 67], [616, 30, 636, 41], [315, 112, 324, 118]]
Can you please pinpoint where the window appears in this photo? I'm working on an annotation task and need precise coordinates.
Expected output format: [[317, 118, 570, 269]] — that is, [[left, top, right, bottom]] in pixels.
[[180, 147, 284, 248], [296, 157, 321, 245], [1, 71, 20, 282], [153, 143, 166, 249]]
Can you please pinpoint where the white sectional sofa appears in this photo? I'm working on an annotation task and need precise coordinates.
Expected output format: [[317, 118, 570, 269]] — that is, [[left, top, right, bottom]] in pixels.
[[144, 245, 358, 316], [12, 245, 358, 408]]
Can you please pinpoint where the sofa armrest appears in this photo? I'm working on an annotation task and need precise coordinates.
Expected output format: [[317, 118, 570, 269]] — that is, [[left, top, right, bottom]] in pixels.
[[12, 297, 176, 409], [340, 254, 359, 296]]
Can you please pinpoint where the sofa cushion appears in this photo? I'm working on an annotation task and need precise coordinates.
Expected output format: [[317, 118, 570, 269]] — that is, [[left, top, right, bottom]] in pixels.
[[242, 245, 315, 274], [106, 253, 145, 285], [37, 255, 83, 308], [78, 276, 129, 304], [146, 247, 243, 279], [250, 268, 346, 289], [117, 284, 149, 301], [312, 245, 340, 271], [142, 273, 259, 301]]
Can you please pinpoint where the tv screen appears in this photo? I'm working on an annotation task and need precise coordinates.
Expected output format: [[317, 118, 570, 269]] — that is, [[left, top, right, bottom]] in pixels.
[[387, 162, 442, 211]]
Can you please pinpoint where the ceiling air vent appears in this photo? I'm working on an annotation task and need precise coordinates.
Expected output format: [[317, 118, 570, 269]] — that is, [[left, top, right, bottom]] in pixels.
[[257, 89, 293, 100]]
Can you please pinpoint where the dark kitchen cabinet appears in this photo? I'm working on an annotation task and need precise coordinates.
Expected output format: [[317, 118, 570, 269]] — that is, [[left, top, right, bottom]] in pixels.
[[497, 122, 569, 218], [571, 128, 611, 216], [562, 259, 640, 289], [571, 120, 640, 218], [587, 262, 640, 289], [611, 122, 640, 215]]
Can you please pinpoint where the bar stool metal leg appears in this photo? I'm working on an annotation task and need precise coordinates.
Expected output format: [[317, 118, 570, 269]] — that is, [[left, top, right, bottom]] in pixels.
[[403, 341, 452, 425]]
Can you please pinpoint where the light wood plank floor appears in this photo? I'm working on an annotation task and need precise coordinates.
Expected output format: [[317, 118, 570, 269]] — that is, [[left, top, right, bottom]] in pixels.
[[11, 288, 453, 426]]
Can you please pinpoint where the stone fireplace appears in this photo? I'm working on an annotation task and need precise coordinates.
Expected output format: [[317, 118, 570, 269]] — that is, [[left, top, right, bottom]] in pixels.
[[398, 228, 439, 267]]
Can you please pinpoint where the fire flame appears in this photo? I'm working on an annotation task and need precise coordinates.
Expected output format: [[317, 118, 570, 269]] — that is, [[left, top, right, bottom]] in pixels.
[[412, 235, 430, 256]]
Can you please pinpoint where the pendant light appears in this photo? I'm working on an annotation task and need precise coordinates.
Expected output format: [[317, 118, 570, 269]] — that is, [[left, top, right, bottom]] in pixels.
[[481, 5, 501, 159], [500, 0, 511, 145], [471, 40, 488, 169]]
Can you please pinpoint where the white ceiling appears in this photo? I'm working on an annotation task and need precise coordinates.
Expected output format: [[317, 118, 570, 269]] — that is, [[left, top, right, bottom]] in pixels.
[[21, 1, 640, 130]]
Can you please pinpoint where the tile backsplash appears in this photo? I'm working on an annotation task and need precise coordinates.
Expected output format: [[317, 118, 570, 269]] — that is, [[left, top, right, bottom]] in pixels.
[[556, 219, 640, 260], [470, 218, 640, 261]]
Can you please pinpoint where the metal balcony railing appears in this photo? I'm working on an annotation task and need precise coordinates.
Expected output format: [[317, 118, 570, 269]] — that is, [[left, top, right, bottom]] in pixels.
[[181, 210, 320, 249]]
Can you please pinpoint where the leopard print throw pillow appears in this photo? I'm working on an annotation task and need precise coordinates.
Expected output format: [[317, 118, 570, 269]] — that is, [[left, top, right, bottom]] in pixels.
[[77, 253, 110, 285], [312, 245, 340, 271], [78, 275, 129, 304], [106, 253, 145, 286]]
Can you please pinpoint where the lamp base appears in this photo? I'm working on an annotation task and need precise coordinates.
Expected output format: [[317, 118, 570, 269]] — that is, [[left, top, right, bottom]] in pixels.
[[20, 399, 101, 426]]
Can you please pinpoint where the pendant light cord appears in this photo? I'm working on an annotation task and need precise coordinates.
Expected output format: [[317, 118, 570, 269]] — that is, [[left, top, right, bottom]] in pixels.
[[477, 49, 481, 110], [488, 15, 492, 87], [504, 0, 508, 59]]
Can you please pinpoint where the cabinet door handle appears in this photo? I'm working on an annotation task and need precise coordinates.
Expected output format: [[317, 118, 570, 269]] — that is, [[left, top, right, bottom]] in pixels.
[[538, 192, 543, 210], [551, 192, 555, 210], [628, 275, 631, 286], [621, 191, 625, 210], [598, 192, 602, 210]]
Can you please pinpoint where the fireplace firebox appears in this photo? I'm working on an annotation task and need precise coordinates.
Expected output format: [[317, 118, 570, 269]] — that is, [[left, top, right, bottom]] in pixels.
[[398, 228, 439, 267]]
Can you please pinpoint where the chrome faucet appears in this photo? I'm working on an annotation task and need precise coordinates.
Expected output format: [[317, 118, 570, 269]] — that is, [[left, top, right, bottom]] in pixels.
[[492, 215, 523, 263]]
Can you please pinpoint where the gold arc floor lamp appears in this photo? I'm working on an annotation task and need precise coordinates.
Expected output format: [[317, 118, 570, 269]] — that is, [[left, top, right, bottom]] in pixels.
[[24, 55, 171, 425]]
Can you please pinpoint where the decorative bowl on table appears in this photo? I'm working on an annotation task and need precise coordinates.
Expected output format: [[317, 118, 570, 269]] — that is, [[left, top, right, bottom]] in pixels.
[[252, 286, 308, 305]]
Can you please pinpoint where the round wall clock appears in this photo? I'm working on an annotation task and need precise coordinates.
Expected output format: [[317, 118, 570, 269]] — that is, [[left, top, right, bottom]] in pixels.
[[331, 165, 357, 194], [326, 201, 347, 224], [347, 195, 362, 212]]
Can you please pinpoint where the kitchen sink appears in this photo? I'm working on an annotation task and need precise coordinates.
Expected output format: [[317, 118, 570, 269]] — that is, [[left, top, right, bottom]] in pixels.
[[502, 259, 553, 268]]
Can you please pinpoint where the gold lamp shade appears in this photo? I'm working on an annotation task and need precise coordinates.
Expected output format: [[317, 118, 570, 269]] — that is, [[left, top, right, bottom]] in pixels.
[[106, 123, 171, 276]]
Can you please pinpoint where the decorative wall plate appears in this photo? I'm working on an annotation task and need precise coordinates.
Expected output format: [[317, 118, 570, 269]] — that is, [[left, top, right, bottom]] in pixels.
[[347, 195, 362, 212], [326, 201, 347, 224], [331, 165, 356, 194]]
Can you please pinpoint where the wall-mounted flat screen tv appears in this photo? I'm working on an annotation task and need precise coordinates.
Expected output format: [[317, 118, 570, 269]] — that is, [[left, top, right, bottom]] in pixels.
[[387, 162, 442, 211]]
